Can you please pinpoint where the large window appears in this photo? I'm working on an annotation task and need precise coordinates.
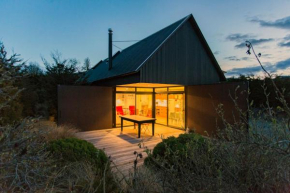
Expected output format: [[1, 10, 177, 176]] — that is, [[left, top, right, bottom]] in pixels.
[[136, 94, 152, 117], [155, 94, 167, 125], [115, 86, 185, 129], [116, 93, 135, 126], [168, 94, 185, 128]]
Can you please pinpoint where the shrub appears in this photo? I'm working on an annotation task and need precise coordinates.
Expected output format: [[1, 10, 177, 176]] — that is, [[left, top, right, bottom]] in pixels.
[[152, 133, 206, 158], [48, 138, 108, 170], [145, 133, 207, 166], [43, 124, 79, 141]]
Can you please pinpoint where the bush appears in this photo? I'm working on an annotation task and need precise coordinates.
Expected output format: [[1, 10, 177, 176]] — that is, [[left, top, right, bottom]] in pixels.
[[152, 133, 206, 158], [43, 124, 79, 141], [145, 133, 207, 166], [48, 138, 108, 170]]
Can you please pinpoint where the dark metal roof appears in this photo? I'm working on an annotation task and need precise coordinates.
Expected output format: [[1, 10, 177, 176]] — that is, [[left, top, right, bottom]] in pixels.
[[83, 15, 190, 83], [83, 14, 226, 84]]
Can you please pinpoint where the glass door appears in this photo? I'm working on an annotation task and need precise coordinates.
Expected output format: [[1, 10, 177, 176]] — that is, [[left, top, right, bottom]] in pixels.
[[155, 93, 167, 125], [136, 94, 153, 117], [116, 93, 135, 126], [168, 94, 185, 128]]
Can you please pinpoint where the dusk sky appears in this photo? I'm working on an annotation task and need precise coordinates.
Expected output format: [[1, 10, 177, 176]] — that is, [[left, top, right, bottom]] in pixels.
[[1, 0, 290, 77]]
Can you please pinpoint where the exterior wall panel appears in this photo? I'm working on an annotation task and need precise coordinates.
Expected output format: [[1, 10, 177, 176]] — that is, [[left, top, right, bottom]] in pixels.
[[140, 20, 221, 85], [58, 85, 113, 131], [186, 82, 248, 136]]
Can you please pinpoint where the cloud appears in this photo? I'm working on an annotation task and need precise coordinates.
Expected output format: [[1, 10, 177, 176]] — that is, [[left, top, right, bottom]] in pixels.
[[283, 34, 290, 40], [278, 41, 290, 47], [213, 51, 220, 55], [224, 56, 249, 61], [275, 58, 290, 70], [262, 54, 272, 58], [226, 33, 274, 49], [234, 38, 274, 48], [251, 16, 290, 29], [226, 58, 290, 76], [226, 65, 262, 76], [226, 33, 255, 42], [278, 34, 290, 47]]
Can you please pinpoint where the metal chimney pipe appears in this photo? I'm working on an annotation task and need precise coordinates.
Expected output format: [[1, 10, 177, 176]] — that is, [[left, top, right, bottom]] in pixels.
[[108, 28, 113, 70]]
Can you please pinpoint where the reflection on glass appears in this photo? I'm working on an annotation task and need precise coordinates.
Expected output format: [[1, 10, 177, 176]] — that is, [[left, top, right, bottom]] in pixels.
[[168, 94, 185, 128], [136, 94, 152, 117], [155, 94, 167, 125], [116, 93, 135, 126]]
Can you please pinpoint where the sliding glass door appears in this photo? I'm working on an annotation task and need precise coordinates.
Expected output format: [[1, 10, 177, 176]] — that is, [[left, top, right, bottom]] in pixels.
[[168, 94, 185, 128], [116, 93, 135, 126], [136, 94, 153, 117], [155, 94, 167, 125]]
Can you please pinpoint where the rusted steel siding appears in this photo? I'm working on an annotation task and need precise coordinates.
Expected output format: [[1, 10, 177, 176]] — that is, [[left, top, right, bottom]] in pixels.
[[58, 85, 113, 131], [140, 20, 222, 85], [186, 82, 248, 136]]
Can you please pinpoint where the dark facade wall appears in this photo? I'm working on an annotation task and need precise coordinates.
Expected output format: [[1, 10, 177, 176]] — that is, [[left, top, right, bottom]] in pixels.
[[58, 85, 113, 131], [186, 82, 248, 136], [140, 20, 222, 85]]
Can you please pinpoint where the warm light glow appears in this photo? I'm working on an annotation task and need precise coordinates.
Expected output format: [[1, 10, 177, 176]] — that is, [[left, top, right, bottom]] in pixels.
[[118, 83, 183, 88]]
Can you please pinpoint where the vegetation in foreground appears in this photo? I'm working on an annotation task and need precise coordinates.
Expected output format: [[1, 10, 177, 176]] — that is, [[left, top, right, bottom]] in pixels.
[[1, 40, 290, 192]]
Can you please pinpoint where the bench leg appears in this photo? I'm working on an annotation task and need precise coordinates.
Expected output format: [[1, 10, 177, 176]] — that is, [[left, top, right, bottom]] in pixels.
[[138, 123, 141, 138]]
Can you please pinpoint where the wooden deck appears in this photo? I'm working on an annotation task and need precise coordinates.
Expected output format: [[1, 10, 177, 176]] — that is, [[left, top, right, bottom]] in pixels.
[[77, 124, 184, 174]]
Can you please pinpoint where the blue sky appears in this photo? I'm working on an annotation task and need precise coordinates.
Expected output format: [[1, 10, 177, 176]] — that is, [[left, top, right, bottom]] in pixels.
[[1, 0, 290, 77]]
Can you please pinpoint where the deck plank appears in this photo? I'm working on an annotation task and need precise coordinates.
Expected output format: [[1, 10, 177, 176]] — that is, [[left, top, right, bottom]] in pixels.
[[77, 125, 184, 174]]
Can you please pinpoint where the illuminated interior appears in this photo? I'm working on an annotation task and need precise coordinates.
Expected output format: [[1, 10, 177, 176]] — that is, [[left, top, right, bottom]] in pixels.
[[136, 94, 152, 117], [119, 83, 182, 88], [116, 93, 135, 126], [115, 85, 185, 129], [168, 94, 185, 128], [156, 93, 167, 125]]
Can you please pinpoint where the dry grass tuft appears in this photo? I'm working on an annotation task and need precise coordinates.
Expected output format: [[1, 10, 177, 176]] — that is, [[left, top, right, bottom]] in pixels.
[[38, 122, 79, 141]]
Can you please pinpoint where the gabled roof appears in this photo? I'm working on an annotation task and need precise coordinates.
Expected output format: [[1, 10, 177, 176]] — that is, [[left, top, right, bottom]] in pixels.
[[83, 14, 225, 83]]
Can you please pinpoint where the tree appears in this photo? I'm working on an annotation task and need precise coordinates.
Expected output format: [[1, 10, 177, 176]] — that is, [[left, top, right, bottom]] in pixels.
[[24, 62, 43, 76], [82, 57, 91, 71], [20, 62, 46, 117], [0, 42, 24, 125], [42, 51, 80, 119]]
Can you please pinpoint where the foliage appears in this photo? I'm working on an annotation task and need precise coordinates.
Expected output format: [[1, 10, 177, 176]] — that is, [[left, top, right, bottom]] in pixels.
[[0, 119, 116, 192], [0, 42, 24, 125], [44, 123, 79, 141], [82, 57, 91, 71], [42, 51, 80, 118], [228, 75, 290, 109], [20, 62, 47, 117], [48, 137, 108, 170], [148, 133, 206, 161], [121, 42, 290, 192]]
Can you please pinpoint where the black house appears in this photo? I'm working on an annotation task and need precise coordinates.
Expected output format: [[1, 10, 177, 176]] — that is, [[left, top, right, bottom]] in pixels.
[[58, 14, 247, 136]]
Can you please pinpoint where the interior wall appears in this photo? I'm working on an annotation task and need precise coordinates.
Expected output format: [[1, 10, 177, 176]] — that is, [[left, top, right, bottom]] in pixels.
[[186, 82, 248, 136], [58, 85, 113, 131]]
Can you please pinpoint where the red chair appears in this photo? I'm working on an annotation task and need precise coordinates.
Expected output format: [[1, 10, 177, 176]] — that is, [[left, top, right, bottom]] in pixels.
[[116, 106, 124, 115], [129, 106, 135, 115]]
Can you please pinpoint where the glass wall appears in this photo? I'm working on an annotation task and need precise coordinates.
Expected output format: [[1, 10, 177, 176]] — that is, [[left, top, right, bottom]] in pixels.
[[168, 94, 185, 128], [155, 94, 167, 125], [136, 94, 152, 117], [116, 93, 135, 126], [115, 86, 185, 129]]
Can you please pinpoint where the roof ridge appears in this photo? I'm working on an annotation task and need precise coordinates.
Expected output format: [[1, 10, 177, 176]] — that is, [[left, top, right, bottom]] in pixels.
[[135, 14, 191, 71]]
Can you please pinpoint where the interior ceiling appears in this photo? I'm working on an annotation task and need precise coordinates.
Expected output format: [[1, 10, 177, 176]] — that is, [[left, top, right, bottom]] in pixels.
[[117, 82, 183, 88]]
